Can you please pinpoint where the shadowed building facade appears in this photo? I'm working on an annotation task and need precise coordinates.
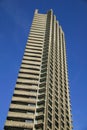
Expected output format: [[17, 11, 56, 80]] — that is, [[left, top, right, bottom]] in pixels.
[[4, 9, 72, 130]]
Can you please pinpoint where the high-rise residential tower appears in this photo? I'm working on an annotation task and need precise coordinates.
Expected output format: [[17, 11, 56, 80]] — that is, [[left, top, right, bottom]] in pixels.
[[4, 9, 72, 130]]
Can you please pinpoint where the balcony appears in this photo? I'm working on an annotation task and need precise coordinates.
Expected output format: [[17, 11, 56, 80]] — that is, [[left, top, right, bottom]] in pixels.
[[10, 104, 35, 111], [14, 90, 37, 97], [17, 78, 38, 84], [5, 120, 33, 129], [8, 112, 34, 119], [12, 97, 36, 104], [16, 84, 37, 90]]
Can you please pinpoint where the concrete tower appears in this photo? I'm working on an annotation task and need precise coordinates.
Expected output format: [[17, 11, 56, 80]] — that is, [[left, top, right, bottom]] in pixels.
[[4, 9, 72, 130]]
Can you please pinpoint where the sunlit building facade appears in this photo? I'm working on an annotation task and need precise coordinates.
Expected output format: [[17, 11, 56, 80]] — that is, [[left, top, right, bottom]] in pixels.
[[4, 9, 72, 130]]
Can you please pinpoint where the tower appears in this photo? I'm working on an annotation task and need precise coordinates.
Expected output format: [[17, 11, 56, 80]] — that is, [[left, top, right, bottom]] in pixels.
[[4, 9, 72, 130]]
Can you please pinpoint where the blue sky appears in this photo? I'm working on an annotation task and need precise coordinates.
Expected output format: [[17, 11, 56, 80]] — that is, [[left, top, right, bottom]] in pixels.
[[0, 0, 87, 129]]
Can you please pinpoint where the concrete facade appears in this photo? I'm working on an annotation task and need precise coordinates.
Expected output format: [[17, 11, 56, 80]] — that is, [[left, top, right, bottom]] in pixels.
[[4, 9, 72, 130]]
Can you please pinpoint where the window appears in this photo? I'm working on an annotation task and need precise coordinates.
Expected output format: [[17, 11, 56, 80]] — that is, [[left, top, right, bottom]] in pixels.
[[61, 103, 63, 108], [61, 109, 64, 114], [67, 122, 70, 127], [60, 98, 63, 103], [41, 68, 47, 73], [50, 78, 53, 84], [48, 112, 52, 120], [55, 114, 58, 120], [40, 78, 46, 83], [49, 88, 52, 94], [49, 93, 52, 100], [48, 105, 52, 113], [61, 114, 64, 121], [55, 101, 58, 107], [49, 83, 53, 89], [55, 121, 59, 128], [55, 90, 58, 96], [66, 109, 69, 115], [55, 107, 58, 113], [49, 99, 52, 106], [25, 119, 33, 123], [48, 120, 52, 129], [66, 115, 69, 121], [61, 121, 64, 128], [28, 103, 35, 106], [55, 96, 58, 101]]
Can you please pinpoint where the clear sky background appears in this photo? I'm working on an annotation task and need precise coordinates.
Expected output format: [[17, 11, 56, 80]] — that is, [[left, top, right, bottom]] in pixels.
[[0, 0, 87, 130]]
